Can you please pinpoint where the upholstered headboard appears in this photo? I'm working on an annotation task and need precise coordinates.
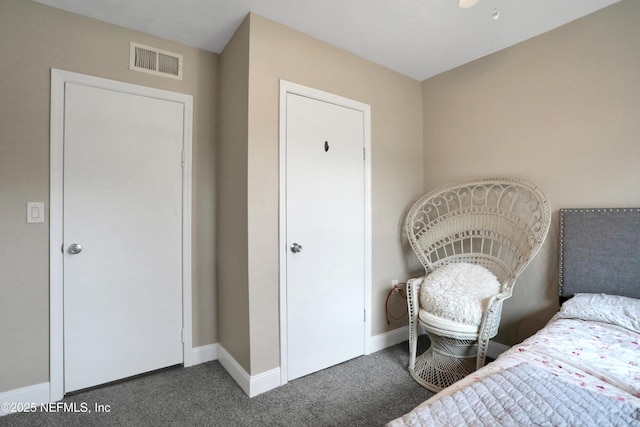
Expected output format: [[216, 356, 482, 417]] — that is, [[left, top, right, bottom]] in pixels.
[[559, 208, 640, 301]]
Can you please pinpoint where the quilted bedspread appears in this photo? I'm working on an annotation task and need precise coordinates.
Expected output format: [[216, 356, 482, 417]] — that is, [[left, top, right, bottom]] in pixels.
[[388, 296, 640, 427], [388, 363, 640, 426]]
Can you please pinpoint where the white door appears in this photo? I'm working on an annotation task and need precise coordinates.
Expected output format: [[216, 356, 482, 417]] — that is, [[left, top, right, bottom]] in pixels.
[[63, 83, 184, 392], [285, 93, 366, 380]]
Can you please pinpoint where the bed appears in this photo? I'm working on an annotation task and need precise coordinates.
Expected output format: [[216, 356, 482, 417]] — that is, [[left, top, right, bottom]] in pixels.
[[388, 208, 640, 426]]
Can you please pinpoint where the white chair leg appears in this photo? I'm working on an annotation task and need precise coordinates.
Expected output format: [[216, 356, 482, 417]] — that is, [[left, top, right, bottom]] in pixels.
[[476, 337, 489, 370], [406, 278, 422, 370]]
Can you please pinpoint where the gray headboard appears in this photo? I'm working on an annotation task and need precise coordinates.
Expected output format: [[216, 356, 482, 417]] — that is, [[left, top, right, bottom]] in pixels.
[[559, 208, 640, 300]]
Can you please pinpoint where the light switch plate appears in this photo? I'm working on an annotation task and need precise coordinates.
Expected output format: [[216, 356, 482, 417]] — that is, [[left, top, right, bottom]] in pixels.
[[27, 202, 45, 223]]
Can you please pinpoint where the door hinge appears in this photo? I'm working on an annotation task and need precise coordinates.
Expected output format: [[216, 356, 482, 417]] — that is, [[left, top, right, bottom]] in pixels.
[[363, 147, 366, 161], [181, 150, 185, 168], [364, 309, 366, 322], [181, 329, 185, 343]]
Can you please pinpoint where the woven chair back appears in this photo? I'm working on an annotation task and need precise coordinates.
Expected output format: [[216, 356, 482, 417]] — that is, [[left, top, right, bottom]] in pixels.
[[406, 178, 551, 291]]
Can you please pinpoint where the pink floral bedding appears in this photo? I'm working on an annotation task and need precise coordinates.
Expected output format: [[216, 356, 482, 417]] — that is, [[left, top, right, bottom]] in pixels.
[[497, 316, 640, 404], [415, 294, 640, 411], [388, 312, 640, 427]]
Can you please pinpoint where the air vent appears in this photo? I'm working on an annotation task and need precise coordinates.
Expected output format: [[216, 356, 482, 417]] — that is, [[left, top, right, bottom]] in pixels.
[[129, 42, 183, 80]]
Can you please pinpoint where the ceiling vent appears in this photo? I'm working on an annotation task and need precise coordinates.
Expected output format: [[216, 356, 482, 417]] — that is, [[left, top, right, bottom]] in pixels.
[[129, 42, 183, 80]]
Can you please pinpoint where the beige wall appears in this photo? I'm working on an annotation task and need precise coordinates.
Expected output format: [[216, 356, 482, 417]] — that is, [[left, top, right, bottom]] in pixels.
[[0, 0, 217, 392], [217, 17, 251, 371], [243, 14, 424, 374], [421, 0, 640, 345], [4, 0, 634, 394]]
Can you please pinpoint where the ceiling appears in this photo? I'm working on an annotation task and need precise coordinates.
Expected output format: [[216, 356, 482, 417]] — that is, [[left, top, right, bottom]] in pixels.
[[33, 0, 620, 81]]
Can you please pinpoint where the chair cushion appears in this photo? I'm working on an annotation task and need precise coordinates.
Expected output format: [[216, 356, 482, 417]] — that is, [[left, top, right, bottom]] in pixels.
[[418, 263, 500, 327]]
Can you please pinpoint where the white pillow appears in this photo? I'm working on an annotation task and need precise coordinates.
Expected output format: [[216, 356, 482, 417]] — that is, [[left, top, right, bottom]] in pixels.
[[419, 263, 500, 326], [557, 293, 640, 334]]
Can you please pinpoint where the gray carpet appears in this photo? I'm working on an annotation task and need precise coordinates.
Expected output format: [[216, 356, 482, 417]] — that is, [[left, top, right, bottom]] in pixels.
[[1, 339, 433, 427]]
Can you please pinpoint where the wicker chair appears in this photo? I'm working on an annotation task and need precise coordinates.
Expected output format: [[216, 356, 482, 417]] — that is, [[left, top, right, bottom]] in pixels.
[[405, 177, 551, 392]]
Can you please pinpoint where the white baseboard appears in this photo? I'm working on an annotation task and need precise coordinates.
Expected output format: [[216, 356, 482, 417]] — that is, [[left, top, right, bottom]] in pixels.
[[216, 345, 281, 398], [0, 337, 510, 413], [0, 382, 50, 417], [247, 366, 281, 397], [213, 328, 413, 398], [216, 345, 250, 396], [212, 328, 410, 399], [191, 343, 218, 365], [0, 343, 222, 417], [369, 326, 409, 353]]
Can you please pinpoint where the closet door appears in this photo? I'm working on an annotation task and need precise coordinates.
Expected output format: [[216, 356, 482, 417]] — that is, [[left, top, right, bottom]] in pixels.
[[285, 92, 366, 380], [63, 82, 184, 392]]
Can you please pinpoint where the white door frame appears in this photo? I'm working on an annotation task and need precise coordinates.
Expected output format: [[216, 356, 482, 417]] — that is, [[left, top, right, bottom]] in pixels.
[[278, 80, 372, 385], [49, 69, 193, 402]]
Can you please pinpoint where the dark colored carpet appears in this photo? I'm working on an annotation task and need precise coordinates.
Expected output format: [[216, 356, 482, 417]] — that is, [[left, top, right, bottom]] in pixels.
[[1, 339, 433, 427]]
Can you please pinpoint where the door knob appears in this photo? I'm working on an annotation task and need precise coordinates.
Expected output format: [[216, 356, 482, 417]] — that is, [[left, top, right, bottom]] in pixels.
[[69, 243, 82, 254], [290, 243, 303, 253]]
